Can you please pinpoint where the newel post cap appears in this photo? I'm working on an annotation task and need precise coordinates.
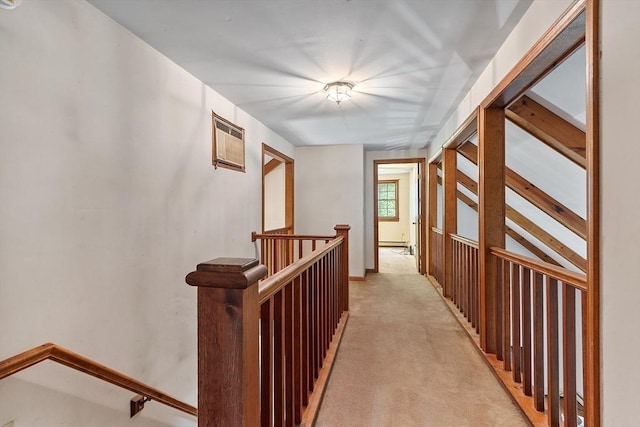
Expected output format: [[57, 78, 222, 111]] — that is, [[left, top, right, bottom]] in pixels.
[[185, 257, 267, 289], [334, 224, 351, 232]]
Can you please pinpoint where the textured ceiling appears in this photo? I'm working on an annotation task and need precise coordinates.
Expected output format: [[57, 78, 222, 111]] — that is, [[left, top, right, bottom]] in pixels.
[[87, 0, 533, 151]]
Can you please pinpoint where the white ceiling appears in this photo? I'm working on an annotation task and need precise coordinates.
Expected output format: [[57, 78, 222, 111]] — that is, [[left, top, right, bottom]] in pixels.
[[87, 0, 532, 151]]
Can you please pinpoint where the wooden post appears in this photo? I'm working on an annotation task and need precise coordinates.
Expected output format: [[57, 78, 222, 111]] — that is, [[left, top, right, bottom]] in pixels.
[[334, 225, 350, 312], [443, 148, 458, 298], [427, 163, 438, 276], [478, 107, 506, 354], [186, 257, 267, 426]]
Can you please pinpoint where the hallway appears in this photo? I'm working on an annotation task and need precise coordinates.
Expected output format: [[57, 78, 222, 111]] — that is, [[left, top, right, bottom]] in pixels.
[[315, 249, 527, 426]]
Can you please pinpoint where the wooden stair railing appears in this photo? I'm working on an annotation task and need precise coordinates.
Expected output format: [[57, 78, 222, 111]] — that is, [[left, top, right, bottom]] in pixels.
[[252, 230, 336, 277], [187, 225, 350, 426], [450, 234, 480, 334], [0, 342, 197, 418], [429, 227, 444, 285], [430, 232, 586, 427], [491, 247, 586, 427]]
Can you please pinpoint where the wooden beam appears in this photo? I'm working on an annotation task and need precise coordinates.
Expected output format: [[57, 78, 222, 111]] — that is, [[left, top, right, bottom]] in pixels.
[[481, 1, 586, 108], [478, 107, 506, 354], [440, 174, 562, 268], [584, 0, 600, 425], [428, 163, 439, 276], [506, 94, 586, 168], [443, 149, 457, 298], [264, 158, 282, 175], [455, 170, 587, 272], [458, 141, 587, 239]]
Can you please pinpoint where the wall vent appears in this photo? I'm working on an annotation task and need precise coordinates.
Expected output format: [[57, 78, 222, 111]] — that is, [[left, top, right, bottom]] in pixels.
[[212, 113, 245, 172]]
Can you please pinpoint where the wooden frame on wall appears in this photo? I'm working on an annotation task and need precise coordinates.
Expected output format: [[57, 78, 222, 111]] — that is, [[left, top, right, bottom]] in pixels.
[[212, 112, 246, 172]]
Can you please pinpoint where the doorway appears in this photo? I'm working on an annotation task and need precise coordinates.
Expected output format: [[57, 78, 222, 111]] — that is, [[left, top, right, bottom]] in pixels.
[[373, 158, 426, 274], [262, 144, 294, 233]]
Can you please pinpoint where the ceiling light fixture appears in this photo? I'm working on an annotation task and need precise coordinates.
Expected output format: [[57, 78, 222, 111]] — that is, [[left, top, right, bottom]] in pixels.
[[324, 81, 354, 105]]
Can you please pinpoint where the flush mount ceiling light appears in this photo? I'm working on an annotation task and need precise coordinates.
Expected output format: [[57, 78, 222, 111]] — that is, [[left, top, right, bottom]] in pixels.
[[324, 81, 354, 105], [0, 0, 22, 10]]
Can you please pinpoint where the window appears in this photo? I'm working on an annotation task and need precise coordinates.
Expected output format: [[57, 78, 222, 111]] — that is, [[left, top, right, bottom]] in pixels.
[[378, 180, 399, 221]]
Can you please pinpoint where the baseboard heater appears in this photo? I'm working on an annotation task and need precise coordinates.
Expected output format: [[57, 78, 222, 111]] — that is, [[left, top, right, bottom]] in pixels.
[[379, 240, 407, 248]]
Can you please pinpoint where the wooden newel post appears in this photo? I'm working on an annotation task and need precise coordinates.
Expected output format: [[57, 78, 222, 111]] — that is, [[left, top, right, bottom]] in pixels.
[[186, 257, 267, 426], [334, 225, 350, 312]]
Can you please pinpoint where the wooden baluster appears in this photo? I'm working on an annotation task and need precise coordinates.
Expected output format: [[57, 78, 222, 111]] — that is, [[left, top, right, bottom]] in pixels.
[[533, 272, 545, 411], [261, 300, 274, 427], [464, 244, 469, 317], [284, 284, 294, 427], [313, 263, 320, 380], [273, 290, 285, 425], [547, 277, 560, 426], [512, 264, 522, 383], [503, 260, 511, 371], [298, 239, 303, 262], [301, 270, 310, 405], [563, 283, 577, 427], [185, 258, 266, 426], [522, 267, 533, 396], [496, 258, 503, 361]]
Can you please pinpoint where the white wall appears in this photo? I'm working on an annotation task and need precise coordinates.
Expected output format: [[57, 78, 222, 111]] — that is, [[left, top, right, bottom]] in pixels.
[[600, 0, 640, 423], [263, 162, 286, 231], [0, 1, 294, 425], [364, 149, 427, 270], [378, 173, 411, 244], [295, 145, 364, 278]]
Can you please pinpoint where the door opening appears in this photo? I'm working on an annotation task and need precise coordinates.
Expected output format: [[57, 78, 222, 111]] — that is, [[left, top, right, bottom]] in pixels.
[[262, 144, 294, 233], [374, 158, 426, 274]]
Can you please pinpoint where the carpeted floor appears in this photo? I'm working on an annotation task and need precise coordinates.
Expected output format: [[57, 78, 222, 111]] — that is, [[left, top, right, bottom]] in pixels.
[[314, 249, 527, 427]]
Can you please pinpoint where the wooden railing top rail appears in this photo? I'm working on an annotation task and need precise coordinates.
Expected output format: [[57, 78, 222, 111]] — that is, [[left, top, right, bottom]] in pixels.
[[252, 231, 335, 242], [450, 233, 479, 249], [431, 227, 443, 234], [0, 343, 197, 417], [490, 247, 587, 291], [261, 226, 292, 235], [258, 237, 343, 305]]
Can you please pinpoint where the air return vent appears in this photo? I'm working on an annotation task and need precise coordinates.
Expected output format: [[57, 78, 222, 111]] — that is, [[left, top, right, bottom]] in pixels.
[[212, 113, 245, 172]]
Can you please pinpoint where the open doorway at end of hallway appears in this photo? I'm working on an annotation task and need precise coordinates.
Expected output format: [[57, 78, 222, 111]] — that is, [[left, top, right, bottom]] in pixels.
[[374, 158, 426, 275], [378, 246, 419, 274]]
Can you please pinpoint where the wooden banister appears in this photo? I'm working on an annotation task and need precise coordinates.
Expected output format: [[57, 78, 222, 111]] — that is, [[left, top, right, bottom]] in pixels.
[[252, 232, 335, 241], [490, 246, 587, 290], [0, 343, 197, 418], [258, 237, 342, 304], [450, 233, 479, 249]]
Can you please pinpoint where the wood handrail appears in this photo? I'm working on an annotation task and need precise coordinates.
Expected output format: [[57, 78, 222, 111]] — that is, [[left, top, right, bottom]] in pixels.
[[258, 237, 343, 305], [0, 343, 197, 417], [252, 231, 336, 242], [490, 247, 587, 291], [431, 227, 443, 235], [450, 233, 479, 249]]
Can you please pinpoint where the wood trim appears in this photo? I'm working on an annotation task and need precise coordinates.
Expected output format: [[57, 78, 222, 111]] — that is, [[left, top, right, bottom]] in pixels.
[[584, 0, 600, 424], [443, 109, 478, 150], [478, 107, 506, 353], [482, 0, 586, 109], [427, 163, 438, 276], [506, 94, 586, 168], [262, 144, 294, 233], [0, 343, 197, 417], [348, 276, 366, 282], [443, 149, 458, 298], [458, 141, 586, 240], [374, 158, 427, 275]]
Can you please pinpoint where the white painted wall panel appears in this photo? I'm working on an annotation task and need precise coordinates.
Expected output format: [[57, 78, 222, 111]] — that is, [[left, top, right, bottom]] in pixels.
[[295, 145, 364, 277], [0, 1, 294, 425]]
